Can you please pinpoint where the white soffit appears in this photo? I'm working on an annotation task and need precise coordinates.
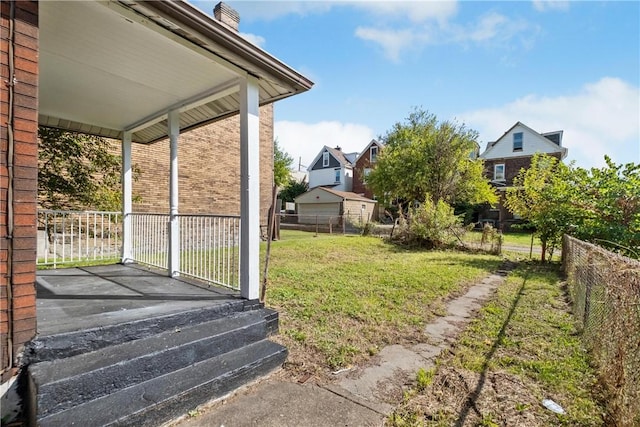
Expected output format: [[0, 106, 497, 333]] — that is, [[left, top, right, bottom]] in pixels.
[[37, 1, 311, 144]]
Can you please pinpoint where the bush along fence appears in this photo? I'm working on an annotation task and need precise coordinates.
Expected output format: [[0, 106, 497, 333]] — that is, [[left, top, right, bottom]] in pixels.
[[562, 235, 640, 426]]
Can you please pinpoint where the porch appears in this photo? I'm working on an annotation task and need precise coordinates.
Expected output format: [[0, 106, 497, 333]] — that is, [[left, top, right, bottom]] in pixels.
[[35, 264, 240, 337], [26, 263, 284, 426]]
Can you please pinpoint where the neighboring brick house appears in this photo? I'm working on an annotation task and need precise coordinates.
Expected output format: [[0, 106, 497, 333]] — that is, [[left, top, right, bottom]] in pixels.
[[352, 139, 383, 200], [307, 146, 357, 192], [479, 121, 568, 230], [129, 103, 275, 221]]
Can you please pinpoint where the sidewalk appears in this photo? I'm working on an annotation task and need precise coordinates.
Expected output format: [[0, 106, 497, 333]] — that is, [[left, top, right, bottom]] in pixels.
[[170, 265, 512, 427]]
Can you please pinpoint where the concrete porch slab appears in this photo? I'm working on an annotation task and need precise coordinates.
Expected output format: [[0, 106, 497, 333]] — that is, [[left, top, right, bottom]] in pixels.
[[36, 263, 241, 336]]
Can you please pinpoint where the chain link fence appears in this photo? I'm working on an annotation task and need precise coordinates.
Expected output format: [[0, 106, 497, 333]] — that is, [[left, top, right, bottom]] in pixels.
[[562, 235, 640, 426]]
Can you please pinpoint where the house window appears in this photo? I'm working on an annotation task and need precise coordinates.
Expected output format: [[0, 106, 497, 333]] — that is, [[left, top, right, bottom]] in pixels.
[[494, 164, 505, 181], [361, 204, 366, 210], [513, 132, 523, 151], [370, 146, 378, 163], [335, 169, 341, 183], [363, 168, 371, 177], [322, 151, 329, 167]]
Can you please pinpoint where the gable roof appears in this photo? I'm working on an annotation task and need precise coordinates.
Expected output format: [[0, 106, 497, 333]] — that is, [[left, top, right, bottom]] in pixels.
[[307, 146, 354, 171], [480, 121, 568, 159], [355, 139, 384, 164], [295, 186, 376, 203]]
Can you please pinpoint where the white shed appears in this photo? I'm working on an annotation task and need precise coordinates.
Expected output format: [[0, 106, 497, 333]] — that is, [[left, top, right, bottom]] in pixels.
[[295, 187, 377, 225]]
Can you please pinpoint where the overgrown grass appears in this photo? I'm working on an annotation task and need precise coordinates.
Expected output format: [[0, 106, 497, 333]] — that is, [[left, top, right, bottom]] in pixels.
[[264, 231, 501, 374], [389, 262, 605, 426]]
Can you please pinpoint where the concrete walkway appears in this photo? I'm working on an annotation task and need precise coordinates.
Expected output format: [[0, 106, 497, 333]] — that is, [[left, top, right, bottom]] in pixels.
[[171, 266, 512, 427]]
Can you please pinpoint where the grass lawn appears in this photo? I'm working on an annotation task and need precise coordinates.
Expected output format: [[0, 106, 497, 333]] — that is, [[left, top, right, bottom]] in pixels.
[[263, 230, 502, 376], [389, 262, 605, 426]]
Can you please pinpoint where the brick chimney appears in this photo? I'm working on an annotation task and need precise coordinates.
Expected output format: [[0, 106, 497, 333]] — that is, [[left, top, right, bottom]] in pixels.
[[214, 2, 240, 31]]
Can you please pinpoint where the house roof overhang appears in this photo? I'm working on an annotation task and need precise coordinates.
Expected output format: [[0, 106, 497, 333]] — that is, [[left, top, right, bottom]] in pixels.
[[38, 0, 313, 144]]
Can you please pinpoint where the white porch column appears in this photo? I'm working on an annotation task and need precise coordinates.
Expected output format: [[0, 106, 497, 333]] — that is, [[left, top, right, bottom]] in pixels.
[[168, 110, 180, 277], [121, 131, 133, 263], [239, 76, 260, 300]]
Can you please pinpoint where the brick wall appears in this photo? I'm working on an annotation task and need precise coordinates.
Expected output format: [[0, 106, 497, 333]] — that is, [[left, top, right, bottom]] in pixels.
[[482, 153, 564, 231], [130, 104, 275, 223], [483, 153, 563, 186], [1, 0, 38, 378], [353, 153, 374, 199]]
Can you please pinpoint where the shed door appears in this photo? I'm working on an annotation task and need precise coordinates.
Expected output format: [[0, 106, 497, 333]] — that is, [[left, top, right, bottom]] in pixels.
[[298, 203, 340, 224]]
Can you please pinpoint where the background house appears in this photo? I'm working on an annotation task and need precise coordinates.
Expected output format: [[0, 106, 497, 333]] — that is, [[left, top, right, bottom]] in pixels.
[[352, 139, 383, 200], [307, 146, 356, 192], [479, 121, 568, 230]]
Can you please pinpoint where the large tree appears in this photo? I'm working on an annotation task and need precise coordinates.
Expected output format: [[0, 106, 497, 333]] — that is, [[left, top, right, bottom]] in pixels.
[[38, 127, 125, 211], [273, 139, 293, 188], [506, 153, 640, 260], [505, 154, 575, 261], [366, 108, 496, 208]]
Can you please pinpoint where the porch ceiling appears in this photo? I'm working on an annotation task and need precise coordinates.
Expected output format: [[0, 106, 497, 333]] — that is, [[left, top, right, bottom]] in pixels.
[[38, 1, 313, 144]]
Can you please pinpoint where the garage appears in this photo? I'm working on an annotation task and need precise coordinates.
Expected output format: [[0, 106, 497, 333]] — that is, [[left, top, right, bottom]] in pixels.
[[295, 187, 377, 225]]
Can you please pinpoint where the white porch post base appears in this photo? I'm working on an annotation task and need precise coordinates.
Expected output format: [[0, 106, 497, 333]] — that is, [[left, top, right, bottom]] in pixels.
[[121, 131, 133, 264], [239, 76, 260, 300], [168, 110, 180, 277]]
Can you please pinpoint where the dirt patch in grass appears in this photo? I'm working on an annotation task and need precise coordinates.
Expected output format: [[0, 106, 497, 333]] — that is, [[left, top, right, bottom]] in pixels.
[[392, 366, 548, 426]]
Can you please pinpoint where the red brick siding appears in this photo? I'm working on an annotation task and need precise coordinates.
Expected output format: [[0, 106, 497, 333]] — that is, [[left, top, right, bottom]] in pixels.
[[353, 151, 375, 199], [130, 104, 274, 223], [482, 153, 564, 230], [1, 0, 38, 377], [483, 153, 563, 187]]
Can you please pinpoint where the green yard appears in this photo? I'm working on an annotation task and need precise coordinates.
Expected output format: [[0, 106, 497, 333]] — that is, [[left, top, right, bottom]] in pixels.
[[264, 231, 604, 425], [263, 230, 502, 374]]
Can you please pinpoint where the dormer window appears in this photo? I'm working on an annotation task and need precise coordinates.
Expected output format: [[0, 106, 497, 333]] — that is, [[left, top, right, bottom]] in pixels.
[[323, 151, 329, 167], [370, 146, 378, 163], [494, 164, 505, 181], [513, 132, 523, 151]]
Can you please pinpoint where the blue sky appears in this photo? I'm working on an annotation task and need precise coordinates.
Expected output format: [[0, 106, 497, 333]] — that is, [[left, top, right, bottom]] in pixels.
[[191, 0, 639, 170]]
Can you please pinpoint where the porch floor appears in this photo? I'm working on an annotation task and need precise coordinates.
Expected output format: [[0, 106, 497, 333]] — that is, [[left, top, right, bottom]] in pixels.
[[36, 263, 241, 336]]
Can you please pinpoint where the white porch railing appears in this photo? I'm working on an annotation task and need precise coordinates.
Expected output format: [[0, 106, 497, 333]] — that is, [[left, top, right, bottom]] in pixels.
[[178, 214, 241, 290], [130, 213, 169, 270], [38, 210, 241, 291], [37, 210, 122, 267]]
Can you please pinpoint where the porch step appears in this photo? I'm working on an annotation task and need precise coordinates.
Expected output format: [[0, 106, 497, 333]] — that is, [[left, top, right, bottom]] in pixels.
[[26, 307, 286, 426], [25, 300, 248, 363]]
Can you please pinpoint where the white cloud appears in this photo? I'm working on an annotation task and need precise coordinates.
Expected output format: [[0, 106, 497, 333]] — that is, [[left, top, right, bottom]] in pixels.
[[354, 27, 428, 62], [350, 1, 458, 25], [355, 11, 539, 61], [459, 77, 640, 169], [532, 0, 570, 12], [468, 12, 508, 42], [240, 32, 266, 47], [274, 121, 375, 171]]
